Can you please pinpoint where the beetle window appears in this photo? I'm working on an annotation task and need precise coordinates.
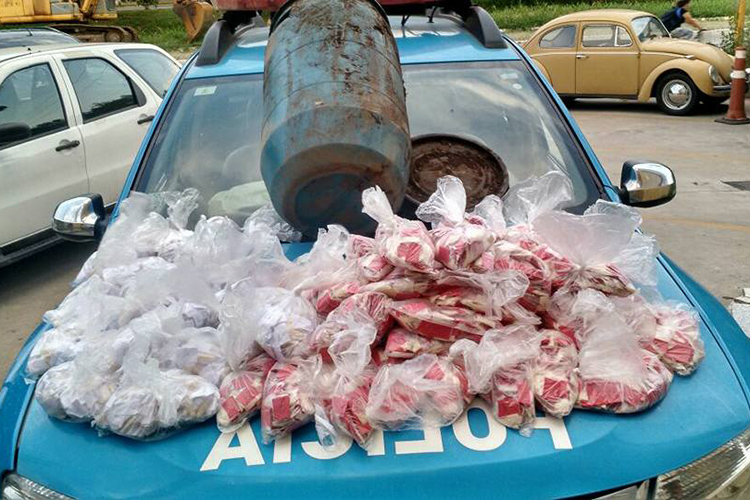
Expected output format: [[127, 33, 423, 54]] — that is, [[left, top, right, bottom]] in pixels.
[[539, 25, 576, 48], [0, 63, 67, 149], [582, 25, 617, 47], [615, 26, 633, 46]]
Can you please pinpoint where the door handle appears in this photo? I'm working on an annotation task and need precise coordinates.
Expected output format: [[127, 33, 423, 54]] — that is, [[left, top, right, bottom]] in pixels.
[[55, 139, 80, 152], [137, 114, 155, 125], [576, 54, 589, 60]]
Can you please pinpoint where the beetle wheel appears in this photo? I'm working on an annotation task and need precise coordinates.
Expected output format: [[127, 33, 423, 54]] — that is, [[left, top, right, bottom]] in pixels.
[[656, 73, 699, 116]]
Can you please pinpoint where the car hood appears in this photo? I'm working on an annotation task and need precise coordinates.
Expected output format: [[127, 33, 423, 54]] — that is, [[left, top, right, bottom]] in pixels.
[[642, 38, 733, 80], [13, 258, 750, 500]]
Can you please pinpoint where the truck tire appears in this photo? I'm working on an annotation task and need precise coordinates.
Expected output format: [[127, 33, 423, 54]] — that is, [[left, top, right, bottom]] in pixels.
[[656, 73, 699, 116]]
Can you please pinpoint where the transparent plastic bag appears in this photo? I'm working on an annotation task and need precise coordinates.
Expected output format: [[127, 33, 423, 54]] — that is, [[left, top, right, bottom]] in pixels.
[[533, 329, 579, 418], [384, 328, 450, 360], [34, 334, 128, 422], [36, 360, 118, 423], [533, 200, 658, 295], [173, 327, 228, 386], [245, 204, 302, 243], [573, 290, 673, 413], [416, 176, 496, 270], [27, 328, 83, 378], [390, 299, 497, 342], [217, 353, 276, 432], [362, 186, 436, 272], [365, 354, 471, 431], [503, 171, 574, 227], [362, 267, 433, 300], [472, 194, 507, 235], [489, 240, 552, 312], [643, 302, 705, 376], [450, 326, 540, 434], [261, 361, 316, 443], [282, 225, 358, 294], [320, 314, 379, 448], [94, 357, 219, 440], [314, 282, 361, 315], [178, 216, 255, 288]]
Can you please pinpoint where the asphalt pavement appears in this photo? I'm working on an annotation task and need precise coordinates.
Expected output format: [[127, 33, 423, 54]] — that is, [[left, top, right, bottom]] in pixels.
[[1, 99, 749, 381]]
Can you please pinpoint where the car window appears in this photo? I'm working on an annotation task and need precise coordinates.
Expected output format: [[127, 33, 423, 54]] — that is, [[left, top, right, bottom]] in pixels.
[[632, 15, 670, 41], [136, 61, 599, 226], [63, 57, 138, 122], [539, 25, 577, 48], [615, 26, 633, 46], [0, 63, 67, 149], [115, 48, 179, 97], [582, 25, 618, 47]]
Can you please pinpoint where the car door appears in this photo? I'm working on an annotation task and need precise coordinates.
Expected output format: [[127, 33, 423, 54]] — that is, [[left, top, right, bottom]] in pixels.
[[531, 23, 578, 95], [55, 54, 159, 205], [0, 57, 87, 249], [575, 23, 639, 96]]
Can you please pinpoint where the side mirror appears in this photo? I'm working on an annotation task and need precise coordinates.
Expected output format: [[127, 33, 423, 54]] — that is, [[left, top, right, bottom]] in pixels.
[[619, 161, 676, 207], [52, 194, 108, 242], [0, 122, 31, 147]]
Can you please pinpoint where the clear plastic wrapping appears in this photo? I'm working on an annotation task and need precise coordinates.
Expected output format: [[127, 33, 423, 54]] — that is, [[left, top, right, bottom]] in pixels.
[[533, 329, 579, 418], [261, 361, 316, 443], [216, 354, 276, 432], [95, 358, 219, 440], [416, 176, 495, 270], [362, 186, 436, 272], [390, 299, 497, 342], [366, 354, 471, 430], [450, 326, 540, 434], [384, 328, 450, 360], [573, 290, 673, 413]]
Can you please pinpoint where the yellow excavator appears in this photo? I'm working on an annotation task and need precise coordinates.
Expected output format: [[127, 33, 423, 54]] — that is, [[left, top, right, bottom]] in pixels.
[[0, 0, 214, 43]]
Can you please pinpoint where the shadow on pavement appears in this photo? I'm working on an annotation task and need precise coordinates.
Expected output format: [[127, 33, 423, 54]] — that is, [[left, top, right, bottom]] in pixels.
[[567, 98, 729, 117]]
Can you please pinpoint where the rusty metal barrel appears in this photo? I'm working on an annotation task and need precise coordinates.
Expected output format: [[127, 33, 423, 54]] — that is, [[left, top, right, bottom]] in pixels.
[[260, 0, 410, 237]]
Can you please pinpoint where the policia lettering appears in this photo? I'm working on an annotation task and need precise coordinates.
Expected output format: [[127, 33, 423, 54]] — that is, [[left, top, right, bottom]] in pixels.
[[201, 400, 572, 471]]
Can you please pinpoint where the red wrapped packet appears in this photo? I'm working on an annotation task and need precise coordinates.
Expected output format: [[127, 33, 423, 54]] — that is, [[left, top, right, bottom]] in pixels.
[[384, 328, 450, 360], [390, 299, 496, 342], [315, 281, 361, 315], [533, 329, 579, 418], [362, 186, 436, 273], [261, 362, 315, 443], [366, 354, 469, 430], [359, 253, 394, 282], [482, 364, 535, 434], [330, 372, 376, 448], [643, 304, 704, 376], [362, 267, 433, 300], [577, 351, 672, 413], [570, 264, 636, 297], [217, 354, 276, 432]]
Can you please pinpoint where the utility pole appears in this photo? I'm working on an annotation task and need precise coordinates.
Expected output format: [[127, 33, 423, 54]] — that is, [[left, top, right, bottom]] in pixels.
[[716, 0, 749, 124]]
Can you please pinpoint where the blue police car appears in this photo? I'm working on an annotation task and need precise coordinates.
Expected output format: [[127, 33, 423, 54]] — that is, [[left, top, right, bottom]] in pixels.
[[2, 4, 750, 499]]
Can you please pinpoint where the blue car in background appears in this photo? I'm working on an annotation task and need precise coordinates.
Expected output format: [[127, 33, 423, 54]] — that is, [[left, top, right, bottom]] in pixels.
[[2, 4, 750, 499]]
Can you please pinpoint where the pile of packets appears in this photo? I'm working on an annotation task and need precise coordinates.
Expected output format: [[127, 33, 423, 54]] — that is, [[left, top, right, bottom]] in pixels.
[[29, 172, 705, 446]]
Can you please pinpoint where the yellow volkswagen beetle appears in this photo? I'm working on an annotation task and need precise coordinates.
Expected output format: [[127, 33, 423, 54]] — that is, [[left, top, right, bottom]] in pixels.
[[524, 9, 734, 115]]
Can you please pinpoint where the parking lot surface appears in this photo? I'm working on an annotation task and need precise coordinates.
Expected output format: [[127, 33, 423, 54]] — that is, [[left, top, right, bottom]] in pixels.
[[1, 98, 749, 380]]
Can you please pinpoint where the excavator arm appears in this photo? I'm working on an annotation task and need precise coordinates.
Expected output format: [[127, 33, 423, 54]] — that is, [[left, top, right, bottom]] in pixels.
[[173, 0, 215, 42]]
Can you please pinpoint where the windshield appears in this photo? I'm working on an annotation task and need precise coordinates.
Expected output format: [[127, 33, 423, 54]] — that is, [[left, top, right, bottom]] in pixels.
[[632, 16, 670, 41], [136, 61, 599, 228]]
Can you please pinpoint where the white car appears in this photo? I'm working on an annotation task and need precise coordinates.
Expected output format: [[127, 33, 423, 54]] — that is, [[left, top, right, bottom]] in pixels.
[[0, 42, 179, 265]]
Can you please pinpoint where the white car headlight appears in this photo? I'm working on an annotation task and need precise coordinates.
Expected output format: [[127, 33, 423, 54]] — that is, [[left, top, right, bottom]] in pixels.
[[654, 426, 750, 499], [1, 474, 72, 500], [709, 65, 722, 85]]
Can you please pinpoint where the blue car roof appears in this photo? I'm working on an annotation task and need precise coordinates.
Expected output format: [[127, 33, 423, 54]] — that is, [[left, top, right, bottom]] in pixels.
[[185, 15, 520, 80]]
